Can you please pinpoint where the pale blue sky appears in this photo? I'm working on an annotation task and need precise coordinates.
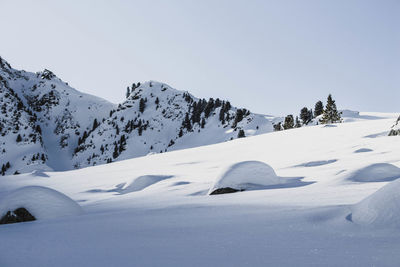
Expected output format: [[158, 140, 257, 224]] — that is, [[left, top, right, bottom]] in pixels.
[[1, 0, 399, 115]]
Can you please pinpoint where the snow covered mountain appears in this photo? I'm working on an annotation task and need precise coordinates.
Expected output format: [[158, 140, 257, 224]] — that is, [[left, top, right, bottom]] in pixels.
[[72, 81, 274, 168], [0, 57, 115, 174], [0, 57, 275, 174]]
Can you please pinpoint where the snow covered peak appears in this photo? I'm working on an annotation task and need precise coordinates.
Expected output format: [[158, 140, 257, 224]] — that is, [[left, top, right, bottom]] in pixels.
[[0, 56, 11, 70], [37, 69, 57, 80]]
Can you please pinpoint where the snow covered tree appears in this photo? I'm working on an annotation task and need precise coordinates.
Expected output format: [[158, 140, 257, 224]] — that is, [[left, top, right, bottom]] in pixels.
[[283, 115, 294, 130], [126, 87, 130, 99], [320, 94, 342, 124], [314, 101, 324, 117]]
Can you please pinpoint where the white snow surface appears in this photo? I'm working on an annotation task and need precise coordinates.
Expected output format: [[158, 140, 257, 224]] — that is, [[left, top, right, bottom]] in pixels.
[[351, 178, 400, 227], [0, 186, 83, 220], [0, 112, 399, 266]]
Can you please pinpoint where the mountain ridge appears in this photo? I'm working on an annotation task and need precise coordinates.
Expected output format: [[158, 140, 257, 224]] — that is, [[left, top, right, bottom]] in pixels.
[[0, 57, 275, 174]]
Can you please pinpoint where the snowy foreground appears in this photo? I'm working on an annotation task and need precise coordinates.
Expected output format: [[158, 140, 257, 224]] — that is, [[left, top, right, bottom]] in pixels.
[[1, 112, 400, 266]]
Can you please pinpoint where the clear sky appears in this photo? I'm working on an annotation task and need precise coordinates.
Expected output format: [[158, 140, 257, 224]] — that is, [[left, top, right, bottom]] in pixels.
[[1, 0, 399, 115]]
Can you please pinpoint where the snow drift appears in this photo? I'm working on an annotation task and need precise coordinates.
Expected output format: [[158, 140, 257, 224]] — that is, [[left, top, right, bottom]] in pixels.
[[351, 179, 400, 227], [347, 163, 400, 182], [0, 186, 83, 221], [209, 161, 298, 194], [116, 175, 174, 194]]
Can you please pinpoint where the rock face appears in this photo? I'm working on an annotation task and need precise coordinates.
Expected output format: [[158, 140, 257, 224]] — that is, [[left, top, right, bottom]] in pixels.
[[209, 187, 242, 195], [389, 116, 400, 136], [0, 207, 36, 225], [0, 56, 277, 174]]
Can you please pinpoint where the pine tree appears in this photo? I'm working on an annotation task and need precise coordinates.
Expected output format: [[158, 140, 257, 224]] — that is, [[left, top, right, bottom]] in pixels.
[[126, 87, 130, 99], [219, 107, 225, 123], [35, 124, 42, 134], [320, 94, 342, 124], [273, 122, 282, 131], [237, 129, 245, 138], [16, 134, 22, 142], [300, 107, 313, 125], [201, 118, 206, 128], [295, 116, 301, 128], [232, 109, 245, 128], [283, 115, 294, 130], [314, 101, 324, 117], [92, 119, 99, 131], [139, 98, 146, 113], [182, 113, 192, 131], [113, 143, 119, 159]]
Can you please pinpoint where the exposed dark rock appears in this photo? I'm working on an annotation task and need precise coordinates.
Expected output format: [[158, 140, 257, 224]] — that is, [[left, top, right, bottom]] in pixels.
[[389, 129, 400, 136], [209, 187, 243, 195], [0, 207, 36, 225]]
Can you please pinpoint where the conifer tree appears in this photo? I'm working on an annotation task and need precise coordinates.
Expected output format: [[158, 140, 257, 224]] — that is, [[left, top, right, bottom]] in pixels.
[[237, 129, 245, 138], [273, 122, 282, 131], [300, 107, 312, 125], [320, 94, 342, 124], [283, 115, 294, 130], [139, 98, 146, 113], [295, 116, 301, 128], [314, 101, 324, 117], [16, 134, 22, 142], [92, 119, 99, 131], [182, 113, 192, 131], [126, 87, 130, 99], [201, 118, 206, 128]]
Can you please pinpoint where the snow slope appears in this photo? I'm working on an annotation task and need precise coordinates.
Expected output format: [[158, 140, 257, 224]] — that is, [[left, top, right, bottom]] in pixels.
[[0, 112, 399, 266]]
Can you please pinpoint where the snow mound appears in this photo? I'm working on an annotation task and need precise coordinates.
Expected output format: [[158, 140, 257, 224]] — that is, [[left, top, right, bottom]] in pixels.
[[118, 175, 174, 194], [0, 186, 83, 220], [348, 163, 400, 182], [209, 161, 287, 194], [351, 179, 400, 227]]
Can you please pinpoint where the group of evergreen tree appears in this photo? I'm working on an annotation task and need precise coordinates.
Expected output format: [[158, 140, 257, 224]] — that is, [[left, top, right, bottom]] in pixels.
[[1, 162, 10, 176], [112, 134, 127, 159], [125, 82, 141, 99], [123, 118, 149, 136], [274, 94, 341, 131], [31, 153, 46, 163]]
